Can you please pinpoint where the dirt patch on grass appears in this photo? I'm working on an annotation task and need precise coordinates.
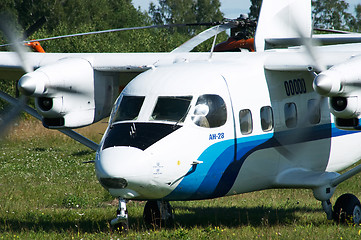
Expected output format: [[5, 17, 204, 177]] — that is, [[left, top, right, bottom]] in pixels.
[[5, 118, 108, 143]]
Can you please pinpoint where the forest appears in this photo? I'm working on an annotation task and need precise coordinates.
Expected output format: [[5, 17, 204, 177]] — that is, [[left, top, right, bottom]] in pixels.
[[0, 0, 360, 53]]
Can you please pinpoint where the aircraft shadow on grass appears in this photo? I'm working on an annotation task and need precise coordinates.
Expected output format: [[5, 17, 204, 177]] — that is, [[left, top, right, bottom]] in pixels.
[[172, 205, 324, 228], [0, 205, 324, 232]]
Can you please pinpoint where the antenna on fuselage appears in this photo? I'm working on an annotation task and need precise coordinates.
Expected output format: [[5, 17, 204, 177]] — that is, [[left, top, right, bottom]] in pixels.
[[209, 25, 220, 60]]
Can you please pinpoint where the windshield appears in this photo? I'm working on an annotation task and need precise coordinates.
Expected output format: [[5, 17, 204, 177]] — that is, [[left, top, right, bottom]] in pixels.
[[113, 96, 145, 122], [150, 96, 192, 123]]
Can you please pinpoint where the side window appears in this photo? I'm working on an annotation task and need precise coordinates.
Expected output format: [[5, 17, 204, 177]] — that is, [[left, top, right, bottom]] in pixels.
[[239, 109, 253, 135], [192, 94, 227, 128], [260, 106, 274, 132], [308, 99, 321, 124], [284, 103, 297, 128]]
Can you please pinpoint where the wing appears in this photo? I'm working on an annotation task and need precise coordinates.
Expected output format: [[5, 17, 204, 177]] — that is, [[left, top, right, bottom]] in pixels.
[[0, 21, 236, 148], [264, 44, 361, 72], [265, 34, 361, 50], [0, 52, 177, 148]]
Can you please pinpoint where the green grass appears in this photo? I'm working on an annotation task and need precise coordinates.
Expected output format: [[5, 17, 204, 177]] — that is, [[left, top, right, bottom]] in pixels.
[[1, 120, 361, 239]]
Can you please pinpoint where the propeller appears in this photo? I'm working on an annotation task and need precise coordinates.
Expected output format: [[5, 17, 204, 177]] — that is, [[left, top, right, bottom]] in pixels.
[[271, 5, 330, 160], [0, 13, 33, 73], [0, 13, 34, 138]]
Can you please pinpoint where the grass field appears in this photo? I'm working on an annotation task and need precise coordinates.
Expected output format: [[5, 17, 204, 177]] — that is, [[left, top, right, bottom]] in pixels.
[[1, 119, 361, 239]]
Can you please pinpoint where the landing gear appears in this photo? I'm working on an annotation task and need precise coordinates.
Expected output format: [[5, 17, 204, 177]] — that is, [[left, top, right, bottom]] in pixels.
[[143, 200, 173, 227], [110, 198, 128, 231], [322, 200, 333, 220], [333, 193, 361, 224]]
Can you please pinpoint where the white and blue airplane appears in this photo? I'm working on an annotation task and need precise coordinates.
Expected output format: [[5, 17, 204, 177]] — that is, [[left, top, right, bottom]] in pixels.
[[2, 0, 361, 229]]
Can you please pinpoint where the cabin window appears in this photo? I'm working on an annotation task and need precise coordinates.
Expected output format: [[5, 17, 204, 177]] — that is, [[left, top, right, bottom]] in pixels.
[[261, 106, 274, 132], [151, 96, 192, 122], [239, 109, 253, 135], [308, 99, 321, 124], [284, 102, 297, 128], [113, 96, 145, 122], [192, 94, 227, 128]]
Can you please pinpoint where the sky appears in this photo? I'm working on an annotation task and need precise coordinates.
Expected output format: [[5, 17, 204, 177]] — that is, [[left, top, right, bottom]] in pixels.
[[132, 0, 360, 20], [132, 0, 250, 19]]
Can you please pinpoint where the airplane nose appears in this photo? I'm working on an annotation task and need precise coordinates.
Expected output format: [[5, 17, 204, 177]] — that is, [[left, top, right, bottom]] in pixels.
[[95, 146, 152, 197]]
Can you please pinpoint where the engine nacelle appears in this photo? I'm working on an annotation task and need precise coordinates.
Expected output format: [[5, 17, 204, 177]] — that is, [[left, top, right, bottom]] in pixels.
[[313, 55, 361, 130], [329, 96, 361, 129], [18, 58, 120, 129]]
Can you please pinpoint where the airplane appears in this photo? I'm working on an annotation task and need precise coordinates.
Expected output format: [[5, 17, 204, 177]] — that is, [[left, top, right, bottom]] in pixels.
[[2, 0, 361, 230]]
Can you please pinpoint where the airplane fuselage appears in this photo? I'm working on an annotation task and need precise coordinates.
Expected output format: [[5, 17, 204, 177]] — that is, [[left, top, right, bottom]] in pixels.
[[95, 51, 361, 201]]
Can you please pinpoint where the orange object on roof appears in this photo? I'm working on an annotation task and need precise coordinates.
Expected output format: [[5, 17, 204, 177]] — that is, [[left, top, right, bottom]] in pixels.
[[25, 41, 45, 53], [214, 37, 255, 52]]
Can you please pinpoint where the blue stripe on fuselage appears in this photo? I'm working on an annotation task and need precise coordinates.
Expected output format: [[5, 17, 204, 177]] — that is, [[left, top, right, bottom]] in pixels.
[[165, 123, 359, 201]]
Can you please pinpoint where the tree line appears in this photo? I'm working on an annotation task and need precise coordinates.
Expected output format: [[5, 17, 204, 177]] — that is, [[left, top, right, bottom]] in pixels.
[[249, 0, 361, 32], [0, 0, 360, 53], [0, 0, 225, 53]]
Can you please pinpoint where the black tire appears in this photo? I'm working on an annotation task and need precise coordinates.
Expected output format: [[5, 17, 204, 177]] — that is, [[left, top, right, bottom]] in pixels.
[[333, 193, 361, 224], [111, 221, 128, 232], [143, 200, 173, 227], [143, 200, 161, 226], [111, 209, 129, 232]]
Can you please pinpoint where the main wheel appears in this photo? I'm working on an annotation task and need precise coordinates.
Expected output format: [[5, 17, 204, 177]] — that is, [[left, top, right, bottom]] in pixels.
[[333, 193, 361, 224], [143, 200, 173, 227]]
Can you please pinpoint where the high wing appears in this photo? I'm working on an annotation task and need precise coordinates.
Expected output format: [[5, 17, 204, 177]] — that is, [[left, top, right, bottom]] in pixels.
[[0, 23, 234, 149], [265, 34, 361, 50], [0, 22, 233, 81], [264, 44, 361, 72]]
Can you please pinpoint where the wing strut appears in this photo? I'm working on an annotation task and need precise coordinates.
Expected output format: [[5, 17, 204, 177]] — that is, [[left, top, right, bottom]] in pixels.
[[331, 164, 361, 187], [0, 91, 99, 151]]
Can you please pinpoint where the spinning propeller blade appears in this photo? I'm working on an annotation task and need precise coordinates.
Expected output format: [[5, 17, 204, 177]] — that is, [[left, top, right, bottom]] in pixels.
[[0, 13, 33, 138], [273, 6, 329, 159], [0, 96, 27, 139], [0, 13, 33, 74]]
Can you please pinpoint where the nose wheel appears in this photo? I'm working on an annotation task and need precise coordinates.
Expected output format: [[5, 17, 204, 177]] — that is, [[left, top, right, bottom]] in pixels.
[[110, 198, 129, 231], [143, 200, 174, 227]]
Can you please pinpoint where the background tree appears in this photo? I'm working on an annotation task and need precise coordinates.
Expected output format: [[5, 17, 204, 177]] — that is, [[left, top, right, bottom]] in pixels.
[[149, 0, 223, 35], [149, 0, 223, 25], [248, 0, 361, 35], [148, 0, 225, 51], [350, 4, 361, 32], [249, 0, 262, 20], [312, 0, 354, 30], [1, 0, 226, 53], [1, 0, 152, 53]]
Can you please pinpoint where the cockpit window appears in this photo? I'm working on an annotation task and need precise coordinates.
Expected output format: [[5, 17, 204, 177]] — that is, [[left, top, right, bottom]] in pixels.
[[192, 94, 227, 128], [150, 96, 192, 123], [113, 96, 145, 122]]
